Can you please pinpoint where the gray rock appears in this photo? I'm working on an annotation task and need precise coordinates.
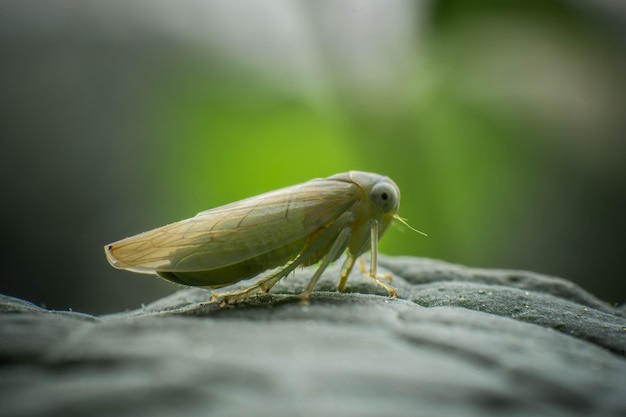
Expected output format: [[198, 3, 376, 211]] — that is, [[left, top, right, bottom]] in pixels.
[[1, 256, 625, 417]]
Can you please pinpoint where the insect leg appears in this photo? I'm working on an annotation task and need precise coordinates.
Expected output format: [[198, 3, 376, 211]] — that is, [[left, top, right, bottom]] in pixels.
[[213, 211, 356, 305], [300, 226, 352, 304], [357, 257, 392, 283], [337, 253, 356, 292], [210, 258, 303, 305], [365, 219, 397, 298]]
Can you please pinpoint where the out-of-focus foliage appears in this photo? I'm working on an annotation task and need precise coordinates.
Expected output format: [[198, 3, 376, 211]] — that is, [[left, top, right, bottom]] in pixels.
[[1, 0, 625, 314]]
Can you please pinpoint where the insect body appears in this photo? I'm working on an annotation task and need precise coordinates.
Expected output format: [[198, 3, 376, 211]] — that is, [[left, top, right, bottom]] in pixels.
[[105, 171, 402, 304]]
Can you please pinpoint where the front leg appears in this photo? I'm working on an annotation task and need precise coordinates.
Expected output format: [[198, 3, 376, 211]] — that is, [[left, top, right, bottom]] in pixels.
[[339, 255, 396, 298], [364, 219, 397, 298]]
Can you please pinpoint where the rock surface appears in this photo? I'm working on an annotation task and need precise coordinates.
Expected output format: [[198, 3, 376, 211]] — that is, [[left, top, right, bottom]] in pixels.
[[1, 256, 625, 417]]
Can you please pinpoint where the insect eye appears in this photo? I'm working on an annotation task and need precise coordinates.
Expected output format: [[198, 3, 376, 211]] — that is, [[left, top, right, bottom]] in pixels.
[[370, 182, 399, 213]]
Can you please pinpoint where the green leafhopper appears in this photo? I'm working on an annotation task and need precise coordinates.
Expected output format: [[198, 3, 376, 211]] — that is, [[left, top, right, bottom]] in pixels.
[[105, 171, 413, 304]]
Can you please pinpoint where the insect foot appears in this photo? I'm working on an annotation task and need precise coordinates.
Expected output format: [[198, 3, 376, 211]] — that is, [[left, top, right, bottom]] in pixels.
[[298, 295, 310, 306], [369, 273, 398, 299], [210, 290, 252, 306]]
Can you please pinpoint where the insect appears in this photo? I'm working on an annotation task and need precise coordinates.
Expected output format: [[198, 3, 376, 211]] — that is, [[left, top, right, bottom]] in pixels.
[[105, 171, 418, 305]]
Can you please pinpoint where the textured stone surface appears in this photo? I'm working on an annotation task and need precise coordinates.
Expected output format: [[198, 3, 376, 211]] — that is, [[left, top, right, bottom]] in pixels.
[[1, 256, 625, 417]]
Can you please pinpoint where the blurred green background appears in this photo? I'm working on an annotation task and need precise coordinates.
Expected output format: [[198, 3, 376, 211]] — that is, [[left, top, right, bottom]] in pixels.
[[1, 0, 625, 314]]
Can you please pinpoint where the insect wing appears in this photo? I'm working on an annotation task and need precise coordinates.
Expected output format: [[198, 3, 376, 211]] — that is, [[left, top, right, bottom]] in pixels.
[[106, 179, 359, 273]]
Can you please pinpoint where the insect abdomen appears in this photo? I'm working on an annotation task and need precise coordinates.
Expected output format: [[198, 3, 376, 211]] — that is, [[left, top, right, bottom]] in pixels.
[[156, 235, 312, 288]]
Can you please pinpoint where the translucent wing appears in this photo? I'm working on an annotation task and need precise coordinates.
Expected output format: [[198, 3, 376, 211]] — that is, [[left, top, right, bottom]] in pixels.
[[105, 178, 358, 273]]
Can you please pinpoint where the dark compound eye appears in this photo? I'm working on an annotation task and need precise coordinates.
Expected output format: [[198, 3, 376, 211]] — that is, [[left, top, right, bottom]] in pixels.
[[370, 182, 399, 213]]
